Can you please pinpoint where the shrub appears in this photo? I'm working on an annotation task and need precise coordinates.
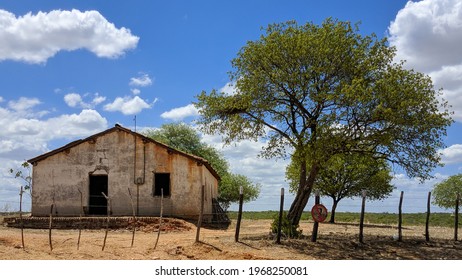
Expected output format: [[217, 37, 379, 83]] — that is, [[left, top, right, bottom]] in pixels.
[[270, 212, 302, 238]]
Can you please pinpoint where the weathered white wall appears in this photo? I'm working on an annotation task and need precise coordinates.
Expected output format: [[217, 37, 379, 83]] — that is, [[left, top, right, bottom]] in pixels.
[[30, 128, 218, 220]]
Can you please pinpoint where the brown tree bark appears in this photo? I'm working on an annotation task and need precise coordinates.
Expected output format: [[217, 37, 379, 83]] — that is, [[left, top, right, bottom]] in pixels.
[[329, 199, 339, 224], [287, 162, 320, 227]]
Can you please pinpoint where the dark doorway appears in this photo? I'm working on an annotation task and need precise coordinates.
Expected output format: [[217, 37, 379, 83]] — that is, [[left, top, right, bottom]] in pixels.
[[89, 175, 108, 215]]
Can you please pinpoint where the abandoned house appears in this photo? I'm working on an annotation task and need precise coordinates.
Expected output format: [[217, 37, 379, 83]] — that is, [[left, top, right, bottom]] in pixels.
[[27, 124, 220, 222]]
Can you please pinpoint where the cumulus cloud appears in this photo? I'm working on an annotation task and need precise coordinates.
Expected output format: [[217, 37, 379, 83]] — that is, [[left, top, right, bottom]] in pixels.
[[439, 144, 462, 165], [388, 0, 462, 121], [64, 92, 106, 109], [0, 98, 108, 160], [160, 104, 199, 121], [0, 97, 108, 211], [131, 88, 141, 95], [103, 96, 154, 115], [129, 73, 153, 87], [0, 9, 139, 64], [8, 97, 41, 112]]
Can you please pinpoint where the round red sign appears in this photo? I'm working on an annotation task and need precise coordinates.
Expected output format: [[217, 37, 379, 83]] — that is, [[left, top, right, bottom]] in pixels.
[[311, 204, 328, 222]]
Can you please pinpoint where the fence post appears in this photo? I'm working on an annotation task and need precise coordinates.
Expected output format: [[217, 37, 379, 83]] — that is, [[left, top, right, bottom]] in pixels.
[[276, 188, 284, 244], [77, 189, 83, 250], [455, 194, 460, 242], [49, 201, 54, 251], [19, 186, 25, 250], [101, 192, 111, 251], [195, 185, 205, 243], [235, 186, 244, 242], [128, 188, 136, 248], [154, 188, 164, 249], [311, 191, 320, 242], [425, 191, 431, 242], [398, 191, 404, 242], [359, 190, 366, 243]]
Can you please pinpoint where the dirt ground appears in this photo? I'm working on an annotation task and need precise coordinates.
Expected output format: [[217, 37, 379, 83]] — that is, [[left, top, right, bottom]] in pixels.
[[1, 218, 461, 260]]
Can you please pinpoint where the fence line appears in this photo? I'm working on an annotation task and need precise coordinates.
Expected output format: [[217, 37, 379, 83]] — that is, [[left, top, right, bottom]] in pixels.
[[2, 188, 461, 253]]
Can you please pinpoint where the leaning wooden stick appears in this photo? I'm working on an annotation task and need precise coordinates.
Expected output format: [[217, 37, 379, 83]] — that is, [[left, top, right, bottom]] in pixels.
[[49, 199, 54, 251], [77, 189, 83, 250], [128, 188, 137, 248], [101, 192, 111, 251], [154, 188, 164, 249], [19, 186, 25, 250]]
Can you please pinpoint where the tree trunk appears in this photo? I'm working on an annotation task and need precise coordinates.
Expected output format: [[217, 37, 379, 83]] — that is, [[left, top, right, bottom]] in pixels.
[[329, 199, 339, 224], [287, 162, 320, 227]]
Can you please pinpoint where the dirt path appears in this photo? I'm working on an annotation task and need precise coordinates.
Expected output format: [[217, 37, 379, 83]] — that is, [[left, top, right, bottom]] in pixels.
[[1, 219, 461, 260]]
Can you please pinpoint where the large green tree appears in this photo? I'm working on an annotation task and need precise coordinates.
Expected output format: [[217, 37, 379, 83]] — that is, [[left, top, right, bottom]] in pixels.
[[432, 174, 462, 210], [143, 123, 260, 210], [286, 153, 394, 223], [195, 19, 452, 229]]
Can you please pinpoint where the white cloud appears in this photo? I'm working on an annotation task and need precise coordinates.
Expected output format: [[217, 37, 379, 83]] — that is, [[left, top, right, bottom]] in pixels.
[[219, 82, 238, 96], [0, 9, 139, 64], [388, 0, 462, 121], [64, 93, 83, 108], [92, 94, 106, 106], [129, 73, 153, 87], [64, 92, 106, 109], [160, 104, 199, 121], [0, 96, 4, 103], [439, 144, 462, 165], [0, 99, 107, 212], [131, 88, 141, 95], [0, 97, 108, 162], [104, 96, 153, 115], [8, 97, 41, 112]]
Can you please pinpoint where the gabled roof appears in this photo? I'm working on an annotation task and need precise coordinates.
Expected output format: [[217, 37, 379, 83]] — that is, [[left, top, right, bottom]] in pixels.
[[27, 124, 220, 180]]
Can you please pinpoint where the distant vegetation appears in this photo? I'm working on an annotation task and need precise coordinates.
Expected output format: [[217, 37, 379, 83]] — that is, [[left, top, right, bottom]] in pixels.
[[227, 211, 461, 228]]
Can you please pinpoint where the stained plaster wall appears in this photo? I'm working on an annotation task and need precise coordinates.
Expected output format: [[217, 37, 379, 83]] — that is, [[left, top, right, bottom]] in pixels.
[[30, 129, 218, 220]]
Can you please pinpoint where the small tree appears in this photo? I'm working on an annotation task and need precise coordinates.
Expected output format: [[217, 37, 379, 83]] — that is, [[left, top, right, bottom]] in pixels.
[[143, 123, 260, 210], [9, 162, 32, 197], [287, 153, 394, 223], [432, 174, 462, 209]]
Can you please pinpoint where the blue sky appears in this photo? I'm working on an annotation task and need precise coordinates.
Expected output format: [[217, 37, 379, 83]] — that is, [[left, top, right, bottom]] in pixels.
[[1, 0, 462, 214]]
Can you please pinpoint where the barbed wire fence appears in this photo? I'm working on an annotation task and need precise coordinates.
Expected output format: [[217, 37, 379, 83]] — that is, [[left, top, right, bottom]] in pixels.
[[1, 187, 461, 252]]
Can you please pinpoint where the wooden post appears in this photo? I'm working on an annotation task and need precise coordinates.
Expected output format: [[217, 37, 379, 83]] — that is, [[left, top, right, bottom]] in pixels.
[[49, 200, 54, 251], [425, 191, 431, 242], [311, 191, 320, 242], [77, 189, 83, 250], [398, 191, 404, 242], [136, 185, 140, 216], [359, 190, 366, 243], [276, 188, 284, 244], [154, 188, 164, 249], [195, 185, 205, 243], [235, 186, 244, 242], [19, 186, 25, 250], [128, 188, 136, 248], [455, 194, 460, 242], [101, 192, 111, 251]]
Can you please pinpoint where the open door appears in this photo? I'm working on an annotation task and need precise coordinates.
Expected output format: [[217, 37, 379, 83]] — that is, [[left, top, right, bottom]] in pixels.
[[89, 175, 108, 215]]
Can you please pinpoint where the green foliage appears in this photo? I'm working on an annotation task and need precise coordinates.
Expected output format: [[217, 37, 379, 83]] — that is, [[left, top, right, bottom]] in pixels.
[[270, 212, 302, 238], [219, 173, 261, 211], [143, 123, 260, 210], [286, 153, 394, 223], [195, 18, 452, 226], [9, 161, 32, 196], [432, 174, 462, 209]]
